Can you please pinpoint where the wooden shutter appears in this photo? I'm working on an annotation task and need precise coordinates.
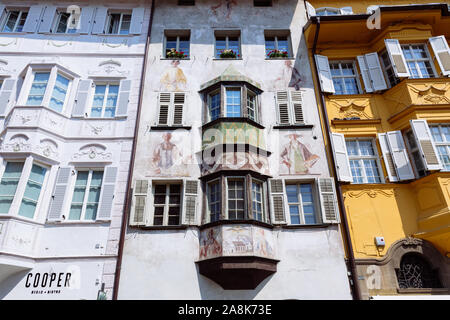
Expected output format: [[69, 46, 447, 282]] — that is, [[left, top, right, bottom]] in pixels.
[[158, 92, 171, 125], [410, 119, 443, 171], [365, 52, 387, 91], [116, 80, 131, 117], [331, 133, 353, 182], [91, 7, 107, 34], [47, 167, 72, 221], [269, 179, 287, 224], [317, 178, 339, 224], [72, 80, 92, 117], [130, 179, 149, 226], [385, 131, 415, 181], [22, 5, 44, 33], [357, 55, 374, 93], [38, 5, 57, 33], [384, 39, 410, 78], [96, 167, 118, 221], [276, 91, 290, 125], [378, 133, 399, 182], [0, 79, 16, 116], [79, 7, 95, 34], [173, 92, 185, 125], [429, 36, 450, 76], [314, 55, 335, 93], [182, 180, 198, 225], [290, 91, 304, 124], [129, 7, 145, 35], [305, 1, 316, 18]]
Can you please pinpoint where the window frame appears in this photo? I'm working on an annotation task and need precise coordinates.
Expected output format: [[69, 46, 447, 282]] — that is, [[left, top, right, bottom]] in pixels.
[[264, 30, 293, 59], [163, 30, 191, 59], [214, 30, 241, 59], [89, 81, 120, 118], [224, 86, 242, 118], [52, 9, 78, 34], [429, 123, 450, 171], [150, 182, 183, 226], [401, 43, 436, 79], [1, 8, 28, 33], [404, 129, 427, 178], [206, 178, 221, 223], [346, 138, 384, 184], [329, 60, 363, 95], [284, 180, 320, 225], [251, 178, 266, 223], [105, 11, 132, 35], [380, 50, 400, 89]]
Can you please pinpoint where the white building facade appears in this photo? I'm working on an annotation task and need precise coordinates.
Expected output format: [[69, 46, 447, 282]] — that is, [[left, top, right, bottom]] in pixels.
[[117, 0, 352, 299], [0, 0, 150, 299]]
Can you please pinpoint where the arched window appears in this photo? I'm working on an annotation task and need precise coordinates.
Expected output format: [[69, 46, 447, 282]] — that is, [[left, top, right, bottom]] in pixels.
[[396, 253, 442, 289]]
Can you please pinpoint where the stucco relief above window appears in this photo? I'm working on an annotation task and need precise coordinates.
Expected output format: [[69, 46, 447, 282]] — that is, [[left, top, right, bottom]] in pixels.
[[72, 144, 112, 162]]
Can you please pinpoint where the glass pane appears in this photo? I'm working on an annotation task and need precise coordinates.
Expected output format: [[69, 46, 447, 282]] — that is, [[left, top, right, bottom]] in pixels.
[[3, 11, 19, 32], [179, 37, 190, 58], [277, 37, 289, 55], [215, 36, 226, 57], [72, 187, 86, 203], [84, 204, 98, 220], [430, 126, 443, 142], [286, 184, 298, 203], [120, 14, 131, 34], [344, 78, 359, 94], [346, 140, 358, 156], [18, 199, 37, 219], [87, 187, 101, 203], [56, 13, 69, 33], [341, 63, 355, 76], [332, 78, 345, 95], [226, 89, 241, 117], [0, 162, 24, 213], [90, 171, 103, 186], [265, 36, 275, 56], [359, 140, 375, 156], [228, 37, 240, 55], [75, 171, 89, 186], [209, 93, 221, 120], [68, 204, 82, 220]]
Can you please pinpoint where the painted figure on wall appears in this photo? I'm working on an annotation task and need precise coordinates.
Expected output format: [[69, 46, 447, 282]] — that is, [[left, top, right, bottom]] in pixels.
[[200, 228, 222, 259], [211, 0, 237, 19], [280, 133, 319, 174], [150, 133, 190, 176], [160, 60, 187, 91]]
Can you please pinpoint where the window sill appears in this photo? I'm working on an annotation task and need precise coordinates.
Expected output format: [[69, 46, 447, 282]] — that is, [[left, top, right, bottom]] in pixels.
[[42, 32, 81, 36], [265, 57, 295, 60], [213, 58, 243, 60], [72, 116, 127, 120], [0, 214, 42, 225], [160, 58, 190, 61], [280, 223, 333, 229], [50, 220, 111, 225], [0, 32, 26, 36], [130, 225, 189, 231], [273, 124, 314, 129], [98, 33, 136, 37], [150, 125, 192, 130]]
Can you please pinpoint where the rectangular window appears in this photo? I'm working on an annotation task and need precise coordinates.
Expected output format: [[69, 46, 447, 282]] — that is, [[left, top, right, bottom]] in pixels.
[[215, 31, 241, 58], [106, 12, 131, 35], [405, 130, 426, 178], [227, 179, 245, 220], [329, 61, 361, 95], [90, 83, 119, 118], [0, 162, 24, 214], [1, 10, 28, 32], [69, 170, 103, 221], [346, 139, 382, 183], [286, 183, 317, 225], [26, 72, 50, 106], [246, 90, 257, 121], [164, 31, 190, 59], [207, 180, 221, 222], [252, 180, 264, 222], [153, 184, 182, 226], [430, 124, 450, 171], [265, 31, 291, 58], [18, 164, 46, 218], [54, 11, 77, 34], [225, 88, 241, 117], [380, 50, 400, 88], [208, 91, 221, 121], [49, 74, 70, 112], [401, 44, 435, 79]]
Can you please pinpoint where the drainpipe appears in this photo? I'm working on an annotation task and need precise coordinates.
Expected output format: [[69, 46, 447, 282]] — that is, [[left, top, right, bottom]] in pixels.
[[310, 16, 362, 300], [112, 0, 156, 300]]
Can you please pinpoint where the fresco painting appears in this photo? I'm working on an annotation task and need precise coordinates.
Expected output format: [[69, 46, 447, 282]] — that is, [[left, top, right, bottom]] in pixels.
[[280, 132, 320, 175], [201, 151, 270, 175], [160, 60, 187, 91]]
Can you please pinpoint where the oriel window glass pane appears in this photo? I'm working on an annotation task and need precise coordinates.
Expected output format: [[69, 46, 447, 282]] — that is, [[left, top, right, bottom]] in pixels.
[[0, 162, 24, 214], [226, 89, 241, 117], [49, 74, 70, 112], [27, 72, 50, 106], [19, 164, 47, 219]]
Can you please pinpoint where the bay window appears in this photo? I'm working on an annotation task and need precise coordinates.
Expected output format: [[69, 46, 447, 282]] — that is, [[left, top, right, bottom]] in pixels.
[[227, 178, 245, 220], [225, 88, 241, 117], [208, 91, 221, 121], [401, 44, 435, 79], [90, 82, 119, 118], [68, 170, 103, 221], [430, 124, 450, 171], [405, 130, 427, 178], [1, 9, 28, 33], [207, 180, 221, 222]]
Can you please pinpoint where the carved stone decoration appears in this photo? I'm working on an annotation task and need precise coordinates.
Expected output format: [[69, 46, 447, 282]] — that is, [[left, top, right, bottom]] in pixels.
[[0, 38, 18, 47], [1, 134, 31, 152], [101, 38, 128, 48], [409, 83, 450, 105], [329, 98, 372, 119], [47, 40, 73, 47], [12, 109, 39, 126], [347, 189, 396, 198], [88, 59, 129, 77], [35, 139, 59, 159], [72, 144, 112, 161], [82, 121, 113, 136], [43, 110, 65, 133], [403, 236, 423, 247]]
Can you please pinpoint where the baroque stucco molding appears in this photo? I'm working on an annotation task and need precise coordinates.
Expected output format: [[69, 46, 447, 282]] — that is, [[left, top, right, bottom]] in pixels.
[[329, 98, 372, 119], [346, 189, 396, 199], [408, 83, 450, 105]]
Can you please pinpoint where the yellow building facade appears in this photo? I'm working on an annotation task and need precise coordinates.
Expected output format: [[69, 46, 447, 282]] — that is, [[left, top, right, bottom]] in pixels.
[[304, 0, 450, 299]]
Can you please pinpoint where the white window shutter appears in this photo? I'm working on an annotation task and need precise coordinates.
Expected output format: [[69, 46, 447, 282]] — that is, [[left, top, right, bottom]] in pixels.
[[276, 91, 290, 125], [289, 91, 304, 124], [357, 55, 374, 93], [0, 79, 16, 116], [91, 7, 107, 34], [173, 92, 185, 125], [116, 80, 131, 117], [38, 5, 57, 33], [129, 7, 145, 35], [305, 1, 316, 18], [317, 178, 339, 224], [384, 39, 411, 78], [410, 119, 443, 171], [79, 7, 96, 34], [47, 167, 73, 221], [340, 7, 353, 15], [314, 55, 335, 93], [365, 52, 388, 91], [130, 179, 149, 226], [158, 92, 171, 125], [385, 131, 415, 181], [378, 133, 399, 182], [97, 167, 118, 221], [429, 36, 450, 76], [182, 180, 199, 225], [331, 133, 353, 182], [269, 179, 287, 224], [72, 80, 92, 117], [22, 5, 44, 33]]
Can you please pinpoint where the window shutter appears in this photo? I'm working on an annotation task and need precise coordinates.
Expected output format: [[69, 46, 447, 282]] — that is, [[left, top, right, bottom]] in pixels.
[[276, 91, 290, 125], [290, 91, 304, 124], [357, 55, 374, 93], [314, 55, 335, 93], [182, 180, 198, 225], [72, 80, 92, 117], [385, 131, 415, 181], [429, 36, 450, 76], [340, 7, 353, 15], [116, 80, 131, 117], [22, 5, 44, 33], [38, 5, 57, 33], [96, 167, 118, 221], [130, 179, 149, 226], [365, 52, 387, 91], [0, 79, 16, 116], [317, 178, 339, 224], [129, 7, 145, 35], [305, 1, 316, 18], [79, 7, 95, 34], [331, 133, 353, 182], [269, 179, 287, 224], [0, 6, 5, 16], [173, 92, 185, 125], [158, 92, 171, 125], [410, 119, 443, 171], [47, 167, 72, 221], [384, 39, 410, 78], [91, 7, 107, 34], [378, 133, 399, 182]]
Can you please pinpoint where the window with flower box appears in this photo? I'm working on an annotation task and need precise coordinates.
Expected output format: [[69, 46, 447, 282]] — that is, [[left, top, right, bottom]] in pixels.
[[265, 30, 292, 59], [164, 30, 190, 59], [215, 30, 241, 59]]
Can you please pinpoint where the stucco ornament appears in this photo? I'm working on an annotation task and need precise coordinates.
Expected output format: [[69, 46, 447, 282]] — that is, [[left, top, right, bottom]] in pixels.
[[347, 189, 396, 198], [403, 236, 423, 247], [72, 145, 112, 161], [410, 83, 450, 104], [330, 98, 372, 119]]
